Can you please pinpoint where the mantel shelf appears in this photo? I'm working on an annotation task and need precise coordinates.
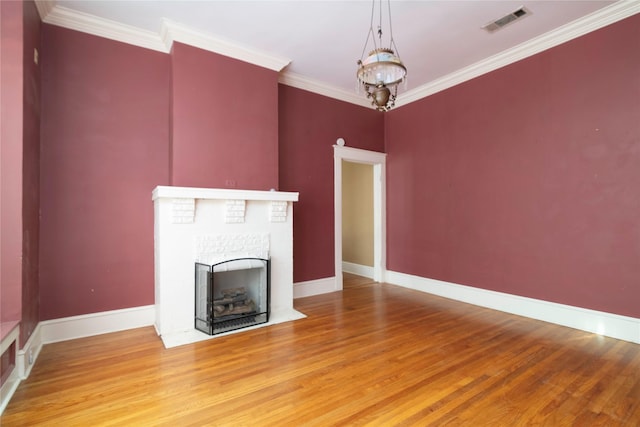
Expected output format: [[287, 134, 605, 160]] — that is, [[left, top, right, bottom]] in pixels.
[[152, 186, 299, 202]]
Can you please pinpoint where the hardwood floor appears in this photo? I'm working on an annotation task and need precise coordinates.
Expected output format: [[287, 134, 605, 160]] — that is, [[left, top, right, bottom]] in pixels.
[[2, 274, 639, 426]]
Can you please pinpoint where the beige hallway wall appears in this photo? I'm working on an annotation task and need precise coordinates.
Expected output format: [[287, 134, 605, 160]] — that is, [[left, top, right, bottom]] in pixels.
[[342, 160, 373, 267]]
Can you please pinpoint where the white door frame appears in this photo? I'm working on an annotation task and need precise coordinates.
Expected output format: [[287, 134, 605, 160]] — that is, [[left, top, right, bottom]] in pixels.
[[334, 145, 387, 290]]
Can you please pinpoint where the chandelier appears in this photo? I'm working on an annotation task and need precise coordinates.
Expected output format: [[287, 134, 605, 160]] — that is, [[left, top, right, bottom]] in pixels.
[[356, 0, 407, 112]]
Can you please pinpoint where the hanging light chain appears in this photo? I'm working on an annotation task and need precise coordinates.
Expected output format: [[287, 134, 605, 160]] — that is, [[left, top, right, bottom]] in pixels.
[[377, 0, 383, 44], [387, 0, 401, 60]]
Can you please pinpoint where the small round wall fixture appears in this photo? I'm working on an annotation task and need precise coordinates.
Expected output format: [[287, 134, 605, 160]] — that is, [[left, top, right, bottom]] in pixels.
[[336, 138, 345, 146]]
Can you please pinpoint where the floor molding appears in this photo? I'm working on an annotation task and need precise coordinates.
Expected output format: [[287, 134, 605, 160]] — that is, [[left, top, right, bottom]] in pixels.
[[386, 270, 640, 344], [16, 323, 42, 381], [17, 305, 155, 381], [5, 273, 636, 413], [0, 325, 20, 415], [0, 367, 20, 415], [293, 277, 338, 299], [342, 262, 374, 279], [2, 305, 154, 414], [38, 305, 155, 345]]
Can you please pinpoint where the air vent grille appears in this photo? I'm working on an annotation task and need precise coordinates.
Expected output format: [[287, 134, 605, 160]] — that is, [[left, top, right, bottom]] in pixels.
[[483, 7, 531, 33]]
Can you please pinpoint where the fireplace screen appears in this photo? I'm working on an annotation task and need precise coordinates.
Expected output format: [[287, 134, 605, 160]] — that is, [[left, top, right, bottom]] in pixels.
[[195, 258, 270, 335]]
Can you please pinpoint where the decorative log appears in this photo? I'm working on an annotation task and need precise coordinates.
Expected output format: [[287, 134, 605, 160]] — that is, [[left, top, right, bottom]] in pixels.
[[213, 287, 249, 306], [222, 287, 246, 298], [212, 299, 256, 318], [211, 287, 259, 319]]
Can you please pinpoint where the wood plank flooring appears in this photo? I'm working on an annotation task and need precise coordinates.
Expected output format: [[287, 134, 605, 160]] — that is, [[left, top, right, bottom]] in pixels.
[[2, 274, 639, 426]]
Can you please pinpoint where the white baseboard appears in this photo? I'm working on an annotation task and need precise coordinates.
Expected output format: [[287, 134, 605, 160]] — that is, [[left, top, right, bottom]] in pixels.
[[342, 262, 374, 279], [385, 270, 640, 344], [38, 305, 155, 344], [0, 365, 20, 415], [4, 273, 636, 415], [1, 305, 155, 415], [294, 276, 338, 298], [16, 305, 155, 382], [0, 325, 20, 415], [17, 322, 43, 380]]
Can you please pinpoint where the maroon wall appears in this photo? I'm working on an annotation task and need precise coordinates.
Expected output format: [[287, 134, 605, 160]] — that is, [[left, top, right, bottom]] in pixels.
[[0, 0, 24, 328], [21, 0, 42, 343], [171, 43, 279, 190], [385, 15, 640, 318], [39, 26, 170, 320], [279, 86, 384, 282], [27, 10, 640, 324]]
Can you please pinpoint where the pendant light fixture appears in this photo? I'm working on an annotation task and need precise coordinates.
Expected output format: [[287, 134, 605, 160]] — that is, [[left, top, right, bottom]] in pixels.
[[357, 0, 407, 112]]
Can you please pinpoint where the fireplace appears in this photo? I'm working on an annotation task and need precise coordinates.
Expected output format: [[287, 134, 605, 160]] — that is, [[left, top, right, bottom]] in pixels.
[[153, 186, 304, 348], [195, 257, 270, 335]]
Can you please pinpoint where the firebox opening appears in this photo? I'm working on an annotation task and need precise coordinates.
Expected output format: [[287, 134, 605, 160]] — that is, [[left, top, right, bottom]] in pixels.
[[195, 258, 270, 335]]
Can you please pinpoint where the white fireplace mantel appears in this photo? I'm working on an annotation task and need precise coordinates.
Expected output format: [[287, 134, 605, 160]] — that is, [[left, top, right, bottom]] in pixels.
[[152, 186, 299, 203], [152, 186, 302, 348]]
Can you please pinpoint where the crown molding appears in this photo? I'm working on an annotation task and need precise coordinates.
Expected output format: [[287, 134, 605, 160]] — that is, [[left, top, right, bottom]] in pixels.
[[35, 2, 290, 71], [34, 0, 640, 109], [161, 19, 290, 72], [39, 5, 168, 53], [34, 0, 55, 21], [278, 72, 372, 109], [395, 1, 640, 109]]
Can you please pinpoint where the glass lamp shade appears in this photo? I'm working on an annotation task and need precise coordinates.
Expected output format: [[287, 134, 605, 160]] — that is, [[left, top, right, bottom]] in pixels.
[[357, 48, 407, 86]]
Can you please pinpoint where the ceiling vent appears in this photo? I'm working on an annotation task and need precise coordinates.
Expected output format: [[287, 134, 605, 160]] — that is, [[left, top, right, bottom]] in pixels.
[[483, 7, 532, 33]]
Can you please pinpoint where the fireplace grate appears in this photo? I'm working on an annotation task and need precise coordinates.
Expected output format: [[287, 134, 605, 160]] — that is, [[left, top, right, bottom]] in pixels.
[[213, 312, 268, 334]]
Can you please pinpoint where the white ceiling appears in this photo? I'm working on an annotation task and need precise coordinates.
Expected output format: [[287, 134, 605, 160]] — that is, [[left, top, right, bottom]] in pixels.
[[39, 1, 638, 108]]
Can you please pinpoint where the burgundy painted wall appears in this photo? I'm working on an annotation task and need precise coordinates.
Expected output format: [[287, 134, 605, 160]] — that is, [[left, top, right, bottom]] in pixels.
[[39, 26, 170, 320], [279, 85, 384, 282], [0, 0, 24, 327], [385, 15, 640, 318], [21, 0, 42, 344], [171, 43, 279, 190]]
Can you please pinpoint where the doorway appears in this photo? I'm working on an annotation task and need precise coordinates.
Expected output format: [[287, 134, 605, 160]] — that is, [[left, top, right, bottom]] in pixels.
[[342, 160, 374, 278], [333, 145, 386, 291]]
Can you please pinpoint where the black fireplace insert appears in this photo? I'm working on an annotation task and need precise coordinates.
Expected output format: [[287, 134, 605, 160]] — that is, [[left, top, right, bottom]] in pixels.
[[195, 257, 270, 335]]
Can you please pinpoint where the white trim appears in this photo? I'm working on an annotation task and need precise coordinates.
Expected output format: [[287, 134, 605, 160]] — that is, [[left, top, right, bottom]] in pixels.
[[41, 5, 168, 53], [161, 19, 290, 72], [15, 306, 155, 376], [372, 159, 385, 283], [0, 365, 20, 416], [37, 305, 155, 344], [35, 1, 640, 108], [342, 262, 374, 279], [16, 323, 43, 380], [152, 185, 298, 202], [386, 270, 640, 344], [1, 306, 155, 414], [334, 151, 344, 291], [278, 71, 371, 108], [0, 324, 20, 415], [293, 277, 338, 299], [334, 145, 387, 292], [395, 1, 640, 108], [34, 0, 55, 21], [35, 4, 291, 71], [0, 322, 19, 355]]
